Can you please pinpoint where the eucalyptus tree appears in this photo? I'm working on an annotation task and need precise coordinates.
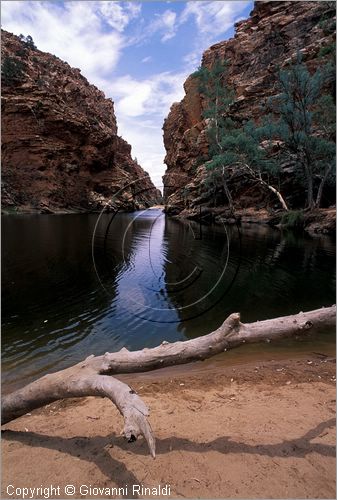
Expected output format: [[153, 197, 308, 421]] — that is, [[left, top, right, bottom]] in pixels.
[[258, 54, 336, 209], [193, 60, 235, 210], [193, 60, 289, 211]]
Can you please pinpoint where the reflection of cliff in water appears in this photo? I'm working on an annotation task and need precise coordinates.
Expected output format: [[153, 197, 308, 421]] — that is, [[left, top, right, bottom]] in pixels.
[[163, 219, 336, 340], [163, 217, 236, 326], [1, 213, 142, 390]]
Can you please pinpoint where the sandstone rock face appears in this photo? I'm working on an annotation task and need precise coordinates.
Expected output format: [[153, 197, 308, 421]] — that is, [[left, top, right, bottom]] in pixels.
[[1, 30, 161, 213], [163, 1, 336, 213]]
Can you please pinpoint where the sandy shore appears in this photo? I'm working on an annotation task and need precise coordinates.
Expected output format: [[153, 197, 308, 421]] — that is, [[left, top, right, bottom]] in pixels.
[[2, 356, 336, 499]]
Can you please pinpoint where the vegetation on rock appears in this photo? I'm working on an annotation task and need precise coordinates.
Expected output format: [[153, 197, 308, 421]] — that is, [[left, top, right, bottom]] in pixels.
[[192, 60, 235, 209], [163, 1, 336, 225], [18, 34, 37, 50], [190, 51, 336, 213], [1, 56, 26, 85], [258, 54, 336, 209]]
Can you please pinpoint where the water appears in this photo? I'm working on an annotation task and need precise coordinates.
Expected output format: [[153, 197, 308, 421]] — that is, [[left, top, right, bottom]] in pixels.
[[2, 210, 336, 392]]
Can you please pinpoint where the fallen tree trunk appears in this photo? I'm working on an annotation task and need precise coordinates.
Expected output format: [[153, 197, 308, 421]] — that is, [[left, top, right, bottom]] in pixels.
[[2, 306, 335, 457], [1, 360, 156, 457]]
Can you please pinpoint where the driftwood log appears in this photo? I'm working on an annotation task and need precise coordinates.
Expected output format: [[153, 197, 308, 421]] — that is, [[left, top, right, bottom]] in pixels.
[[2, 306, 335, 458]]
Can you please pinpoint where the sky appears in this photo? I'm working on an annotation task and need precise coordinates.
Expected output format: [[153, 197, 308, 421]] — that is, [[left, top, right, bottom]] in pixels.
[[1, 0, 253, 189]]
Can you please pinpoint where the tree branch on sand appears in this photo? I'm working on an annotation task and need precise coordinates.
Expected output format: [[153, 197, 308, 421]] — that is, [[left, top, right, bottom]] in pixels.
[[2, 306, 335, 458]]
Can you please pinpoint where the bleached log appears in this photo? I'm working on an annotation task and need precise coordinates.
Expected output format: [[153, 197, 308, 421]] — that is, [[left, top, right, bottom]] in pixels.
[[1, 306, 335, 457], [1, 359, 155, 457], [96, 306, 336, 374]]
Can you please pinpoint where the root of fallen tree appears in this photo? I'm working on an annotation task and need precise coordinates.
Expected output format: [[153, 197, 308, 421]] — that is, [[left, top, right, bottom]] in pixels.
[[2, 305, 335, 458]]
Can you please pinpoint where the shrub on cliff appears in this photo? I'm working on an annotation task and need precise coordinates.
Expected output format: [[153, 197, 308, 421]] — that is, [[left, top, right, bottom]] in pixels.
[[1, 56, 26, 85], [318, 42, 336, 58], [19, 34, 37, 50]]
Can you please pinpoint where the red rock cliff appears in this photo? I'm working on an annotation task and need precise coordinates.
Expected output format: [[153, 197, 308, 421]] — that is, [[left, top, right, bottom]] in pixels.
[[1, 30, 161, 213], [163, 1, 336, 213]]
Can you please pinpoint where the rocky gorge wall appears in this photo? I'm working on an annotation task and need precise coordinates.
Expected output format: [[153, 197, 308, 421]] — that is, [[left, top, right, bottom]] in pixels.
[[1, 30, 161, 213], [162, 1, 336, 215]]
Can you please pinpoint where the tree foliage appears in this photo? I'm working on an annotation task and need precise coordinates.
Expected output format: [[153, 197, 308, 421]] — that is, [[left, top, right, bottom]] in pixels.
[[192, 60, 235, 209], [193, 60, 288, 210], [192, 49, 336, 212], [2, 34, 36, 85], [1, 56, 26, 85], [19, 34, 37, 50], [258, 53, 336, 209]]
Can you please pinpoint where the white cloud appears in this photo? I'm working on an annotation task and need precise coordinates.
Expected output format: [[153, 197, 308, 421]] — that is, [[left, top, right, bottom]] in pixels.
[[179, 2, 251, 75], [182, 50, 202, 72], [129, 8, 178, 46], [103, 71, 187, 190], [141, 56, 152, 63], [118, 116, 166, 189], [0, 1, 144, 80], [106, 72, 185, 118], [113, 76, 153, 117], [98, 1, 141, 32], [160, 10, 177, 42], [180, 1, 249, 37]]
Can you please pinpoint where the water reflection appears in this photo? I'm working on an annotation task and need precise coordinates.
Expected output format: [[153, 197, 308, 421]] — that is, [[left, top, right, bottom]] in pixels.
[[2, 212, 335, 392], [166, 222, 336, 338]]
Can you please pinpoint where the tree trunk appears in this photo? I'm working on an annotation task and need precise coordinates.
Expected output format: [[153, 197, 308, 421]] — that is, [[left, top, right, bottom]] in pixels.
[[240, 163, 289, 211], [305, 165, 315, 210], [222, 166, 234, 211], [307, 177, 314, 209], [315, 164, 333, 208], [2, 306, 335, 457], [222, 177, 234, 211], [260, 180, 289, 211], [1, 358, 156, 457]]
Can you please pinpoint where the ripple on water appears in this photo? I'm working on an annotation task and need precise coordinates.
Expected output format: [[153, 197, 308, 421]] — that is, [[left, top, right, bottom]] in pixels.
[[2, 212, 336, 392]]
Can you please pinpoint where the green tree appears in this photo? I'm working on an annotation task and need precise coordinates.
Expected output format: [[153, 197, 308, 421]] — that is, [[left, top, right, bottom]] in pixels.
[[193, 60, 235, 209], [193, 60, 289, 210], [221, 121, 289, 210], [19, 34, 37, 50], [258, 55, 336, 209], [1, 56, 26, 85]]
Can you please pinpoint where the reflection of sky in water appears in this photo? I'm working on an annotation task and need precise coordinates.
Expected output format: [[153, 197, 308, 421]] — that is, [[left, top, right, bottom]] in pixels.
[[2, 211, 336, 392], [116, 213, 174, 316]]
